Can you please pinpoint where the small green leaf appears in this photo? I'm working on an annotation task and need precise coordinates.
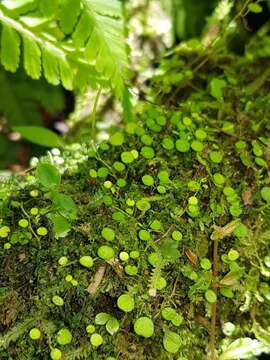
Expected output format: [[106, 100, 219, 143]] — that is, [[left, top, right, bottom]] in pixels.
[[59, 56, 73, 90], [163, 331, 181, 354], [134, 317, 154, 338], [261, 187, 270, 203], [210, 78, 226, 100], [23, 35, 41, 80], [248, 3, 263, 13], [72, 12, 92, 48], [39, 0, 59, 16], [95, 313, 111, 325], [59, 0, 81, 34], [36, 163, 61, 189], [52, 193, 77, 219], [42, 46, 60, 86], [161, 239, 180, 261], [1, 24, 20, 73], [13, 126, 62, 148], [48, 213, 70, 238], [106, 317, 119, 335], [161, 307, 176, 321]]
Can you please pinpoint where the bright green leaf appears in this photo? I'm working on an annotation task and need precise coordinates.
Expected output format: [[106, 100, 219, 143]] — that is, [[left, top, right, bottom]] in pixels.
[[36, 163, 61, 189], [106, 317, 119, 335], [13, 126, 62, 148], [163, 331, 181, 354], [1, 24, 20, 72]]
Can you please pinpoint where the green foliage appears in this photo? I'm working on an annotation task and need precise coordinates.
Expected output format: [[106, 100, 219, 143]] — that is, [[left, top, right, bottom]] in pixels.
[[1, 15, 270, 360], [36, 163, 61, 189], [0, 65, 64, 126], [163, 330, 181, 354], [14, 126, 63, 148], [0, 0, 128, 93]]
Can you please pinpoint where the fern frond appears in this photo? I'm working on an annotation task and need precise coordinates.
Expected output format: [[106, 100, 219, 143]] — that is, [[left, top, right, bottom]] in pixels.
[[0, 316, 36, 349], [82, 0, 127, 94], [149, 258, 165, 290], [0, 0, 128, 96]]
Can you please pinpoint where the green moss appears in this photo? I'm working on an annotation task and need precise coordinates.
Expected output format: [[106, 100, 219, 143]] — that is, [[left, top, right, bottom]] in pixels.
[[1, 43, 270, 360]]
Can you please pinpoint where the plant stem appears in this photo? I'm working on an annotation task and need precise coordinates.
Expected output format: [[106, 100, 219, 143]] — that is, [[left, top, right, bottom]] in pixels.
[[91, 85, 102, 138], [210, 238, 219, 360]]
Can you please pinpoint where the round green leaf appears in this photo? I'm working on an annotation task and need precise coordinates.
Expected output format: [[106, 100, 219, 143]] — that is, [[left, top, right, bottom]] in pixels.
[[106, 317, 119, 335], [134, 317, 154, 338], [163, 331, 181, 354], [56, 328, 72, 345], [117, 294, 135, 312], [36, 163, 61, 189]]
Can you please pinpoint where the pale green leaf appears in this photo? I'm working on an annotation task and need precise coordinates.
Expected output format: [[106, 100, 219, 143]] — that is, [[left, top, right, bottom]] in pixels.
[[85, 28, 100, 61], [90, 0, 121, 17], [81, 0, 127, 92], [248, 3, 263, 13], [106, 317, 119, 335], [210, 78, 226, 100], [1, 24, 21, 72], [48, 213, 71, 238], [23, 35, 41, 79], [14, 126, 62, 147], [42, 46, 60, 85], [36, 163, 61, 189], [52, 193, 77, 220], [163, 331, 181, 354], [39, 0, 59, 17], [59, 0, 81, 34], [72, 12, 92, 48], [59, 56, 73, 90], [95, 313, 111, 325]]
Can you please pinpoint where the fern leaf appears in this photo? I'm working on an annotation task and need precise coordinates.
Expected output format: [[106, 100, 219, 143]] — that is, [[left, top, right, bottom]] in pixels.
[[42, 45, 60, 85], [39, 0, 59, 17], [90, 0, 121, 17], [0, 0, 128, 97], [23, 34, 41, 79], [59, 0, 81, 34], [81, 0, 127, 93], [72, 12, 92, 48], [1, 24, 21, 72], [58, 55, 73, 90]]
